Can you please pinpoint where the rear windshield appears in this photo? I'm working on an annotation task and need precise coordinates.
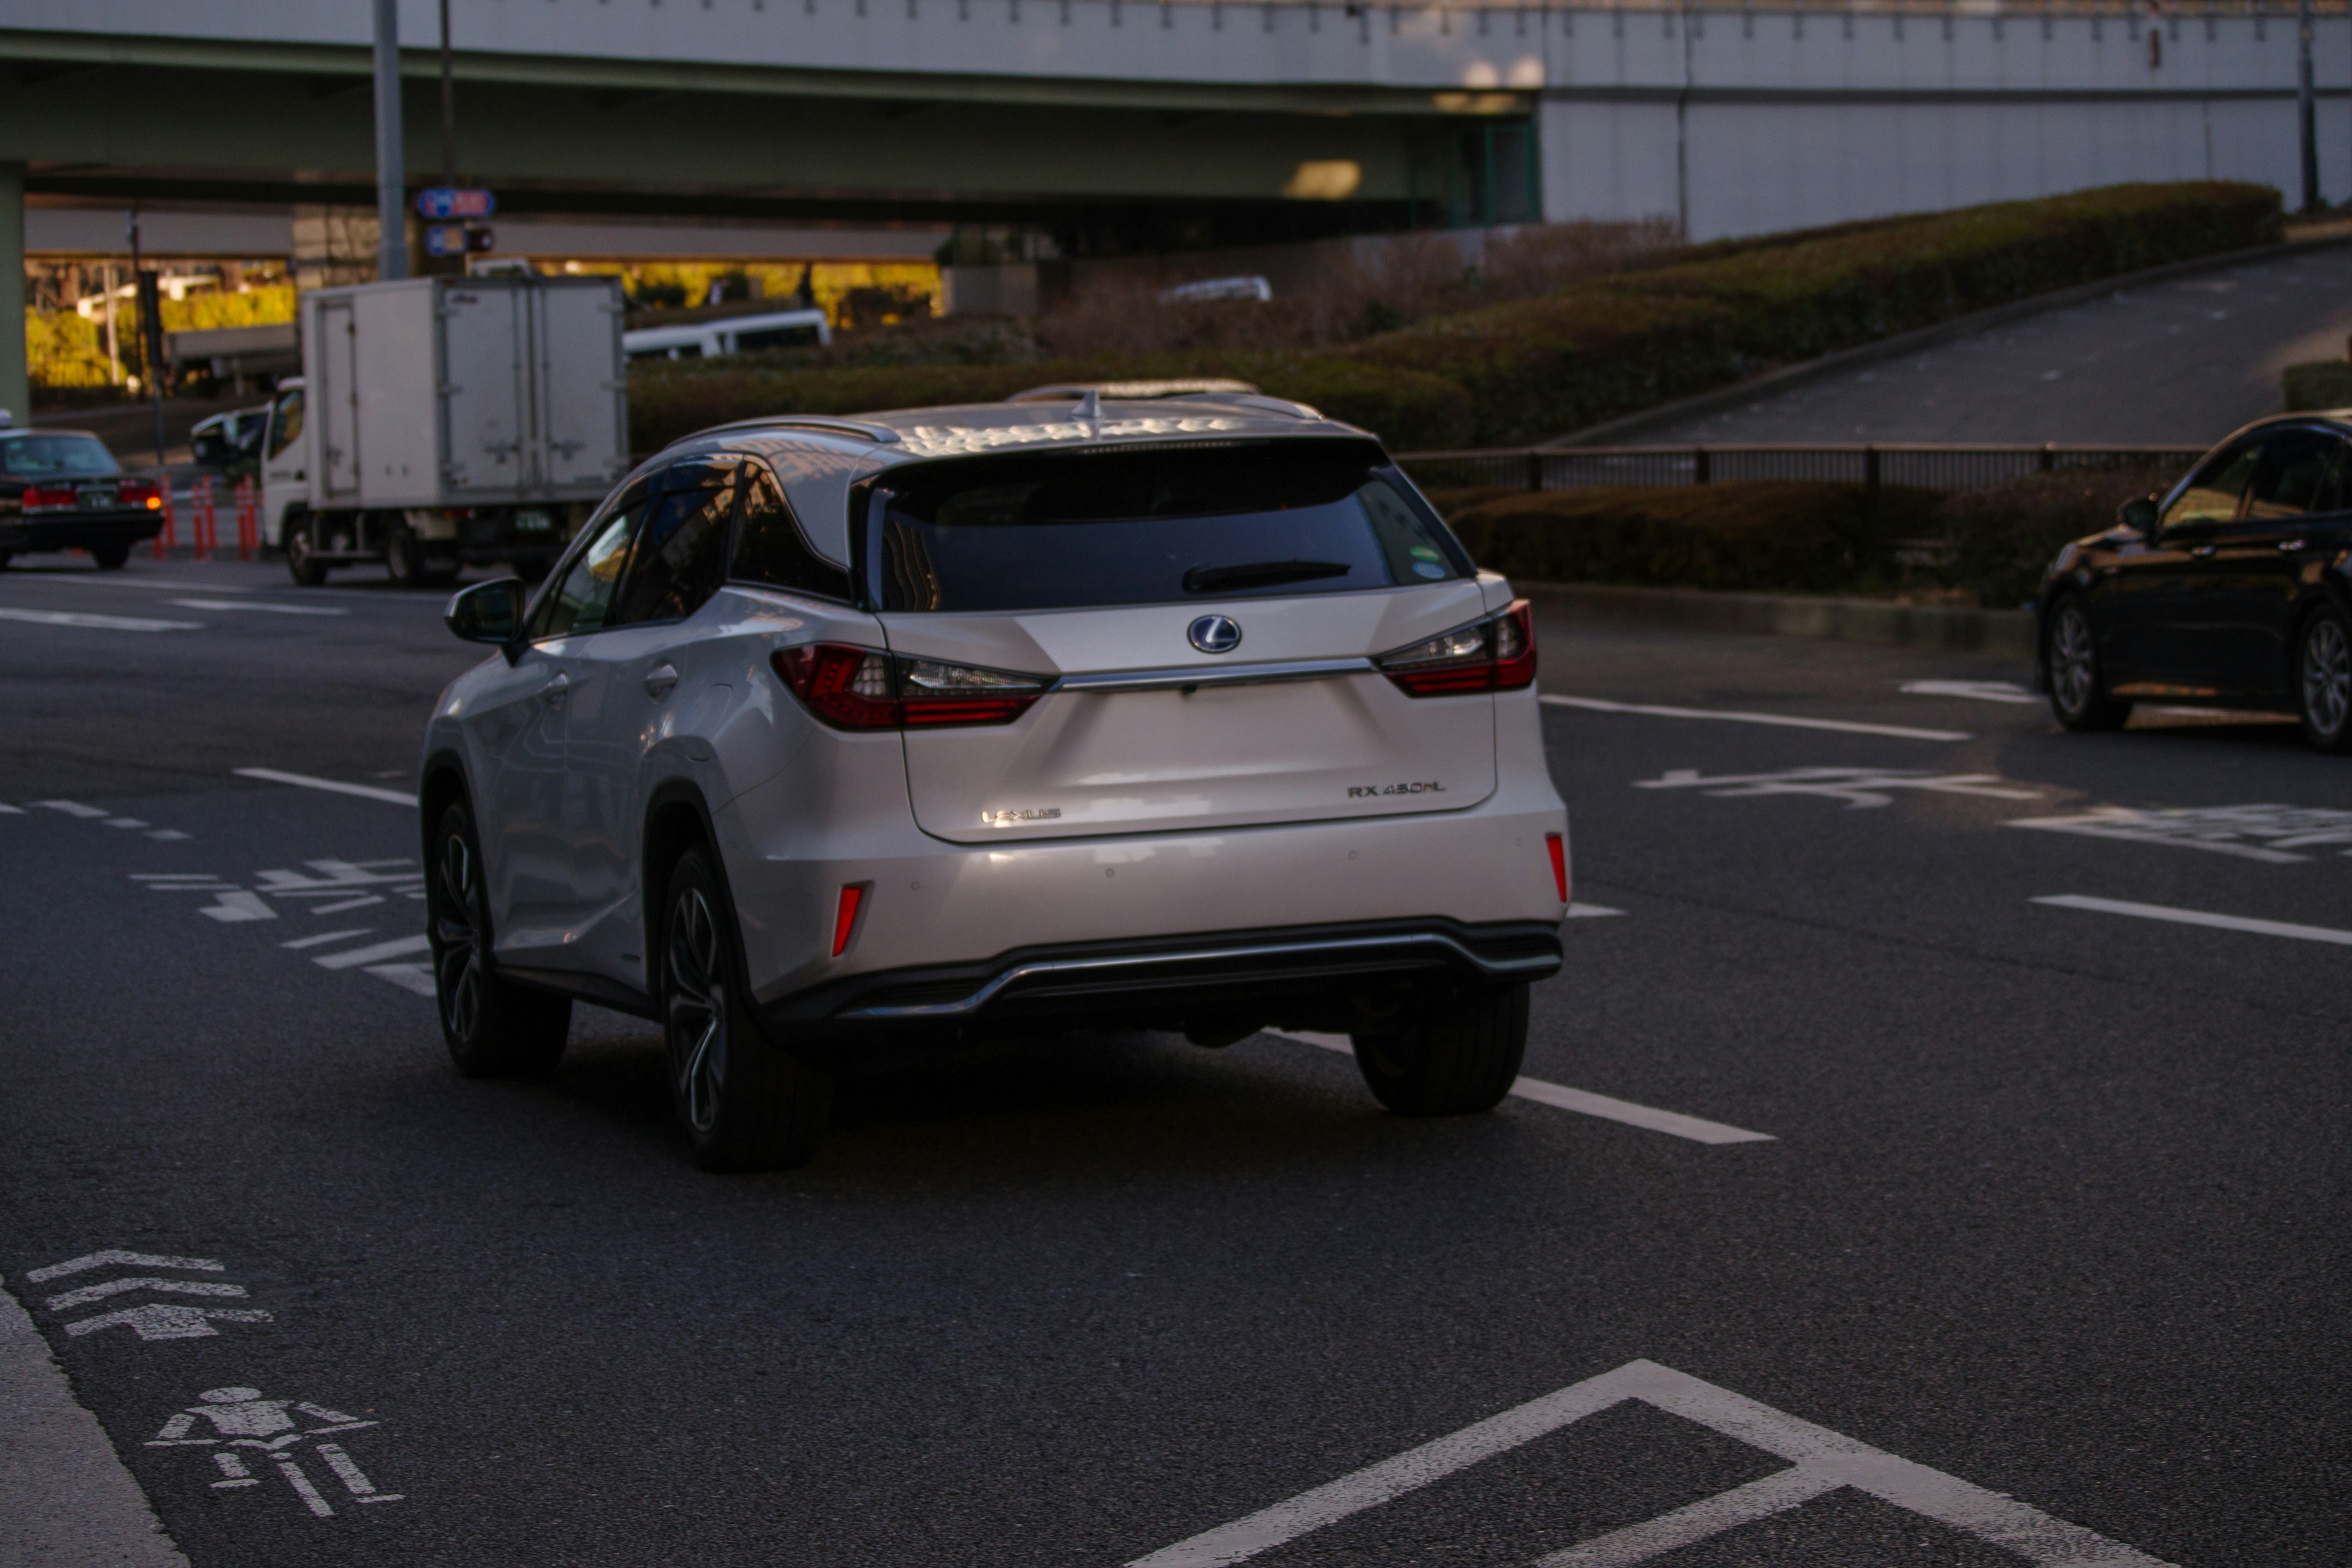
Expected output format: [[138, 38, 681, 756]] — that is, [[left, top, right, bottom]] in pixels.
[[0, 434, 120, 478], [870, 442, 1468, 612]]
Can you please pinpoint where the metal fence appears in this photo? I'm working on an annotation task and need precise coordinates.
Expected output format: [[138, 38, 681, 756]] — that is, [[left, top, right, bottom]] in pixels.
[[1395, 443, 2208, 497]]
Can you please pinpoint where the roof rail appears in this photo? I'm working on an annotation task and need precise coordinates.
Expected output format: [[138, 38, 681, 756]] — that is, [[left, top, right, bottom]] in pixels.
[[1007, 379, 1259, 402], [696, 414, 902, 443]]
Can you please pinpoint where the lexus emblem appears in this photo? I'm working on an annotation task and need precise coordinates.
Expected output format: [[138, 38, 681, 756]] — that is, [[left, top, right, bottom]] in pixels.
[[1187, 614, 1243, 655]]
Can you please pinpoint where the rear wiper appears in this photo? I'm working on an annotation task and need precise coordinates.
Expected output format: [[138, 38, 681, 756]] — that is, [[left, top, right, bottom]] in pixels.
[[1182, 559, 1352, 594]]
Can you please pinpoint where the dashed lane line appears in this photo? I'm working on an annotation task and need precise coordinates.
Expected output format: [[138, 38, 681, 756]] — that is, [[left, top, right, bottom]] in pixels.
[[2033, 894, 2352, 948], [281, 929, 375, 950], [0, 606, 203, 633], [167, 598, 347, 617], [1541, 693, 1970, 743], [234, 768, 415, 807], [1273, 1032, 1774, 1145]]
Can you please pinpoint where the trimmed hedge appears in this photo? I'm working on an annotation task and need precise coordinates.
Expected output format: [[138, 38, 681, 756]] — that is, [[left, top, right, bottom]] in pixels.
[[2283, 359, 2352, 412], [1932, 462, 2187, 608], [1433, 483, 1943, 595], [1345, 182, 2282, 444]]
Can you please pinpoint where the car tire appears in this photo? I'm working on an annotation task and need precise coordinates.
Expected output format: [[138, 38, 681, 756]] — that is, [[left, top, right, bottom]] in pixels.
[[1350, 980, 1528, 1117], [90, 543, 130, 570], [0, 551, 14, 571], [285, 518, 328, 587], [427, 799, 571, 1078], [661, 846, 832, 1172], [2295, 601, 2352, 754], [2045, 597, 2132, 733]]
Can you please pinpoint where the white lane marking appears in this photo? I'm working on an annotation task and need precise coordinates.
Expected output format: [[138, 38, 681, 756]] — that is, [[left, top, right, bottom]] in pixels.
[[1542, 693, 1970, 742], [1127, 1359, 2173, 1568], [364, 963, 439, 997], [0, 606, 203, 631], [0, 801, 22, 813], [309, 894, 385, 915], [198, 891, 276, 924], [281, 929, 375, 950], [1567, 902, 1624, 918], [1273, 1033, 1773, 1145], [1636, 766, 2041, 809], [2034, 894, 2352, 948], [168, 598, 347, 617], [33, 799, 110, 818], [45, 1277, 249, 1312], [2010, 802, 2352, 864], [0, 1277, 194, 1566], [1900, 679, 2041, 704], [27, 1250, 225, 1283], [146, 829, 192, 841], [27, 574, 252, 593], [104, 817, 148, 829], [313, 933, 433, 969], [233, 767, 414, 806]]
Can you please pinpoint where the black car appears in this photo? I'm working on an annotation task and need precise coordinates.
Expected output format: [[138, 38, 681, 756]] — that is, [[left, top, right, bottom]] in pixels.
[[2037, 413, 2352, 753], [0, 428, 167, 570]]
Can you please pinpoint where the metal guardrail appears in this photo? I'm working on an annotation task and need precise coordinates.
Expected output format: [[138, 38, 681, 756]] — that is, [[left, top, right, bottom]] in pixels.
[[1395, 442, 2207, 496]]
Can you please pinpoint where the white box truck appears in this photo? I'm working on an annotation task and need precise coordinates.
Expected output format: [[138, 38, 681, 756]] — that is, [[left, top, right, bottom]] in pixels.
[[255, 274, 628, 586]]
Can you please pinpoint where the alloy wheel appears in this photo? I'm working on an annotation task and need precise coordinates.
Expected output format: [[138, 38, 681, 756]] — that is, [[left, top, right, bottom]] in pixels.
[[2051, 606, 2097, 715], [2304, 616, 2351, 741], [666, 888, 726, 1136], [432, 832, 486, 1041]]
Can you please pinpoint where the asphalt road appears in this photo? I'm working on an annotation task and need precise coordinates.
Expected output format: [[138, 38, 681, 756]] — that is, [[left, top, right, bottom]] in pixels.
[[2, 552, 2345, 1568], [1644, 244, 2352, 446]]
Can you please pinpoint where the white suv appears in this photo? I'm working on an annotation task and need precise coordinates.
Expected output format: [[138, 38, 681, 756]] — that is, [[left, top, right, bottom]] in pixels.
[[424, 392, 1571, 1169]]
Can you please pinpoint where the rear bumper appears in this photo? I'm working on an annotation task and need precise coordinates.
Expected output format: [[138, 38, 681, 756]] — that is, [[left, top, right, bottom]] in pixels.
[[0, 513, 167, 553], [761, 916, 1561, 1045]]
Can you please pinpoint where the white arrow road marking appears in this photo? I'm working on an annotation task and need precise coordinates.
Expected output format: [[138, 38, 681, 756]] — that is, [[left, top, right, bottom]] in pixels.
[[45, 1278, 249, 1311], [233, 767, 414, 806], [1542, 694, 1970, 742], [1899, 679, 2040, 704], [64, 1304, 273, 1341], [312, 933, 433, 969], [0, 606, 203, 632], [1272, 1033, 1773, 1145], [2033, 895, 2352, 947], [1128, 1359, 2173, 1568], [1637, 766, 2041, 809], [27, 1250, 225, 1282], [167, 598, 347, 616]]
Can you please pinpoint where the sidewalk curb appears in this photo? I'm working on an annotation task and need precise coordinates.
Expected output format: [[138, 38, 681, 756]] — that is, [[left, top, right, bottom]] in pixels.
[[1521, 580, 2037, 658], [1546, 228, 2352, 450]]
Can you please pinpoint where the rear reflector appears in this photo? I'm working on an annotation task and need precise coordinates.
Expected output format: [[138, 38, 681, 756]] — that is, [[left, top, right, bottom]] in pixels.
[[831, 884, 866, 957], [1377, 600, 1537, 696], [1545, 833, 1567, 903]]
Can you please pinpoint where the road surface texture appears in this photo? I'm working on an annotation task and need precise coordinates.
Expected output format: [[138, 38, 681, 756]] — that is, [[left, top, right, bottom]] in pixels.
[[1642, 244, 2352, 447], [2, 552, 2343, 1568]]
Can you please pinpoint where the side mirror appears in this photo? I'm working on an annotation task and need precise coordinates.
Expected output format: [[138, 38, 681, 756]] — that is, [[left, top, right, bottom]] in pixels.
[[445, 578, 526, 657], [2117, 496, 2158, 536]]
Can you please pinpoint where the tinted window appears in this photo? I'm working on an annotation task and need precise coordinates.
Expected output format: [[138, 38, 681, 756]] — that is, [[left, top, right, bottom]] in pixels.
[[2165, 439, 2268, 530], [732, 467, 854, 602], [2244, 431, 2346, 519], [0, 434, 119, 477], [268, 390, 304, 458], [873, 443, 1466, 613], [611, 466, 736, 625], [535, 487, 646, 639]]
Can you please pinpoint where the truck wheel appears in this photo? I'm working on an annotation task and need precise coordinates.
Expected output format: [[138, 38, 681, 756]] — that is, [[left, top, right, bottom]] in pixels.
[[0, 550, 15, 571], [385, 522, 424, 587], [89, 543, 131, 570], [285, 520, 328, 586], [1351, 981, 1528, 1116], [662, 847, 832, 1172], [428, 801, 571, 1077]]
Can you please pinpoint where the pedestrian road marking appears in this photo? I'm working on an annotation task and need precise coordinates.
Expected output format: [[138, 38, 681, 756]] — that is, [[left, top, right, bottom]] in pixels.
[[1637, 766, 2041, 809], [2010, 802, 2352, 863], [1273, 1032, 1773, 1145], [2033, 894, 2352, 948], [312, 933, 433, 969], [1127, 1358, 2173, 1568], [1900, 679, 2041, 704], [0, 606, 203, 632], [168, 598, 347, 617], [1542, 693, 1970, 742], [235, 767, 415, 806]]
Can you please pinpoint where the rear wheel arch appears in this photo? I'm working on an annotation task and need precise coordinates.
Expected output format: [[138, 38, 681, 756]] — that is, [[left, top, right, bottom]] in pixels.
[[642, 783, 725, 994]]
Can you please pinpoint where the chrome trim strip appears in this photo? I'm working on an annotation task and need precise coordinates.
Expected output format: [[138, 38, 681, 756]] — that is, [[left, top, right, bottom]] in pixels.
[[1056, 657, 1374, 695], [835, 931, 1551, 1021]]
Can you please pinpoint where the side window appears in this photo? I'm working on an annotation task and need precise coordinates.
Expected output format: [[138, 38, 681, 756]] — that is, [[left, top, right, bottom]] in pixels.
[[533, 485, 647, 639], [2245, 431, 2347, 519], [2163, 439, 2263, 531], [267, 390, 304, 459], [731, 466, 855, 602], [611, 464, 737, 626]]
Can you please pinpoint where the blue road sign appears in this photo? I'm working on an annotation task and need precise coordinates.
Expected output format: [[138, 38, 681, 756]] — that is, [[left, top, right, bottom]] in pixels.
[[416, 188, 496, 221]]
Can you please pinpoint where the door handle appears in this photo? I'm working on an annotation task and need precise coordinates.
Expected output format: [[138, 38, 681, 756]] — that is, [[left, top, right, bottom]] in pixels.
[[540, 672, 570, 707], [2189, 545, 2217, 558], [2279, 539, 2309, 552], [643, 663, 679, 699]]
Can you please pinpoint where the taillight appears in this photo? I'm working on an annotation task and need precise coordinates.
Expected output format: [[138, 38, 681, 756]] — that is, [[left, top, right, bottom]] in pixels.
[[1377, 600, 1537, 696], [118, 479, 162, 510], [770, 644, 1049, 730], [21, 484, 77, 515]]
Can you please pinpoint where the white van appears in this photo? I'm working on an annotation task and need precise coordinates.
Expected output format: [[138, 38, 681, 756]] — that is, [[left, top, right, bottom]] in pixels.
[[623, 309, 832, 363]]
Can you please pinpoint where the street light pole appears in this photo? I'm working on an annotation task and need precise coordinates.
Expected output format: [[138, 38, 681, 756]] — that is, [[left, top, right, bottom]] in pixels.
[[2297, 0, 2320, 212], [439, 0, 456, 194], [372, 0, 409, 281]]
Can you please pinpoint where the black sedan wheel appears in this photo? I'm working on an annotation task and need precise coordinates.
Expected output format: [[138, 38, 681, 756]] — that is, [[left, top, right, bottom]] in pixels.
[[2297, 604, 2352, 754], [428, 800, 570, 1077], [2046, 598, 2132, 733], [90, 542, 130, 570], [662, 848, 831, 1172]]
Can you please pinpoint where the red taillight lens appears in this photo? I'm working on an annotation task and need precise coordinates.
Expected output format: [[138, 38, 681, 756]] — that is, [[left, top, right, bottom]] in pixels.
[[21, 484, 77, 514], [1378, 600, 1537, 696], [1545, 832, 1567, 903], [118, 479, 161, 510], [831, 884, 866, 957], [769, 644, 1048, 731]]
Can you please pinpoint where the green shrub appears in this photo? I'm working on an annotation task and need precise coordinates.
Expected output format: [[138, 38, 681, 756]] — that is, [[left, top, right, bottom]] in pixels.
[[2283, 359, 2352, 412], [1934, 462, 2188, 608], [1436, 483, 1943, 594]]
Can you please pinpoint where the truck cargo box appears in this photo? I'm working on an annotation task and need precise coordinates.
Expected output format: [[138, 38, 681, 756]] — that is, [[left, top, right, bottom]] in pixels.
[[300, 275, 627, 512]]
